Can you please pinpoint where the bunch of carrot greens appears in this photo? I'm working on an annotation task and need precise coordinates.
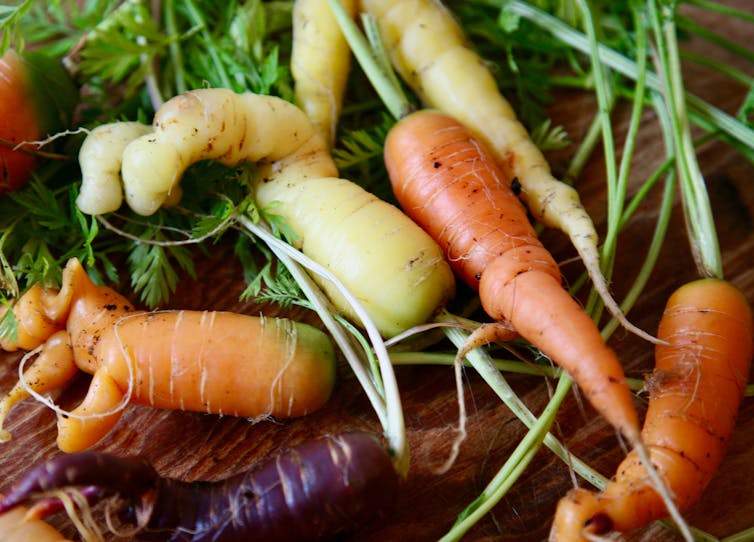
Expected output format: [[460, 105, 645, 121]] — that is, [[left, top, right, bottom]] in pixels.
[[1, 0, 754, 540]]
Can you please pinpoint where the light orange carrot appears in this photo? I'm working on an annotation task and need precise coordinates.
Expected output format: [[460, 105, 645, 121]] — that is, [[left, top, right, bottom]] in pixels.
[[0, 257, 337, 452], [0, 501, 72, 542], [384, 109, 641, 445], [550, 278, 754, 541]]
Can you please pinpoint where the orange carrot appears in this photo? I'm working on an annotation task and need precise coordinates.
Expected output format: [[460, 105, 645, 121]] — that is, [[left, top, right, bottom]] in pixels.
[[0, 49, 77, 195], [0, 501, 72, 542], [0, 258, 337, 452], [384, 109, 641, 445], [550, 278, 754, 541]]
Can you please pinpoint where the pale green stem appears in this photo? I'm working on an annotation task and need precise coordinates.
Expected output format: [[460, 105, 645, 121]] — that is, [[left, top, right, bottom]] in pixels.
[[327, 0, 410, 119], [602, 6, 649, 271], [238, 215, 409, 477], [164, 0, 186, 95], [602, 91, 677, 339], [647, 0, 721, 278], [564, 102, 606, 182], [436, 312, 608, 488], [686, 0, 754, 23], [503, 0, 754, 150], [440, 374, 573, 542]]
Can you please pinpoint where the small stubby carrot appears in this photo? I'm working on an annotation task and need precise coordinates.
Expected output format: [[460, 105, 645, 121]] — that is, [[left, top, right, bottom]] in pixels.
[[0, 257, 337, 452], [550, 278, 754, 541], [81, 88, 455, 338], [360, 0, 646, 339], [0, 48, 78, 195], [291, 0, 356, 147], [0, 431, 400, 542], [0, 501, 72, 542], [384, 109, 641, 445]]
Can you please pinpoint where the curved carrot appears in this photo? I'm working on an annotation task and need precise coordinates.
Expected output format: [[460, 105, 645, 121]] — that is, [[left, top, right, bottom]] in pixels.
[[550, 278, 754, 540], [0, 258, 337, 452], [78, 89, 455, 339], [384, 109, 641, 445]]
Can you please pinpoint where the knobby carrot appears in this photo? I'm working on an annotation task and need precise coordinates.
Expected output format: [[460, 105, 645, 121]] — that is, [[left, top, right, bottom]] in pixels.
[[384, 108, 641, 446], [81, 88, 455, 339], [0, 257, 337, 452], [550, 278, 754, 540]]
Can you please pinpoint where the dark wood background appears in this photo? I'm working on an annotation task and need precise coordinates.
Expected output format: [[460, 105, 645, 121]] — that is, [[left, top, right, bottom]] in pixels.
[[2, 1, 754, 540]]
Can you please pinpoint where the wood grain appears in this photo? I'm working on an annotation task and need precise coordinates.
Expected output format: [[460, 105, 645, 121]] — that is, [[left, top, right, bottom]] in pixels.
[[1, 2, 754, 541]]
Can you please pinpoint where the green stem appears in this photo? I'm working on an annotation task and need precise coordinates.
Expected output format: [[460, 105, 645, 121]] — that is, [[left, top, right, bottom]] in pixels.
[[722, 526, 754, 542], [603, 6, 649, 269], [648, 0, 722, 278], [440, 374, 572, 542], [437, 313, 608, 487], [183, 0, 233, 90], [327, 0, 411, 120], [564, 103, 605, 181], [578, 0, 624, 321], [602, 92, 677, 339], [238, 215, 409, 477], [681, 49, 754, 88], [686, 0, 754, 24], [389, 349, 647, 389], [677, 13, 754, 65], [502, 0, 754, 150], [164, 0, 186, 95]]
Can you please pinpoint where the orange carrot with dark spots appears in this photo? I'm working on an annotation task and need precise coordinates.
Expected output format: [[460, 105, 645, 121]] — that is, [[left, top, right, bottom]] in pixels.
[[384, 108, 641, 445], [550, 278, 754, 541]]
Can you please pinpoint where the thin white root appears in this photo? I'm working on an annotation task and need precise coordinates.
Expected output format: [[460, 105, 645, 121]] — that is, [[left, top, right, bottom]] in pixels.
[[10, 127, 90, 151], [431, 344, 468, 475], [432, 322, 516, 474], [45, 489, 104, 542], [16, 336, 133, 423]]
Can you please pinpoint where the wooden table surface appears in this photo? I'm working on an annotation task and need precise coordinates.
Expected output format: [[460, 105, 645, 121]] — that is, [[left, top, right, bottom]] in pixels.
[[2, 2, 754, 541]]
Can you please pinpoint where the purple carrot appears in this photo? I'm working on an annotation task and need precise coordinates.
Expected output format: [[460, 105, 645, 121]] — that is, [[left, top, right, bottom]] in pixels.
[[0, 431, 400, 541]]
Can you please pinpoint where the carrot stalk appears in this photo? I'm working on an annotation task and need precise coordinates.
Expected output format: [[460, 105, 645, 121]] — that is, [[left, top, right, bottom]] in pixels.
[[504, 0, 754, 150], [647, 0, 722, 278], [239, 215, 410, 476]]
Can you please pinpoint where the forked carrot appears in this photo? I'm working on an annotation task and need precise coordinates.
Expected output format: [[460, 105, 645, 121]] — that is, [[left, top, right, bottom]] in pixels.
[[0, 258, 337, 452], [550, 278, 754, 540], [358, 0, 656, 343], [384, 108, 641, 446]]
